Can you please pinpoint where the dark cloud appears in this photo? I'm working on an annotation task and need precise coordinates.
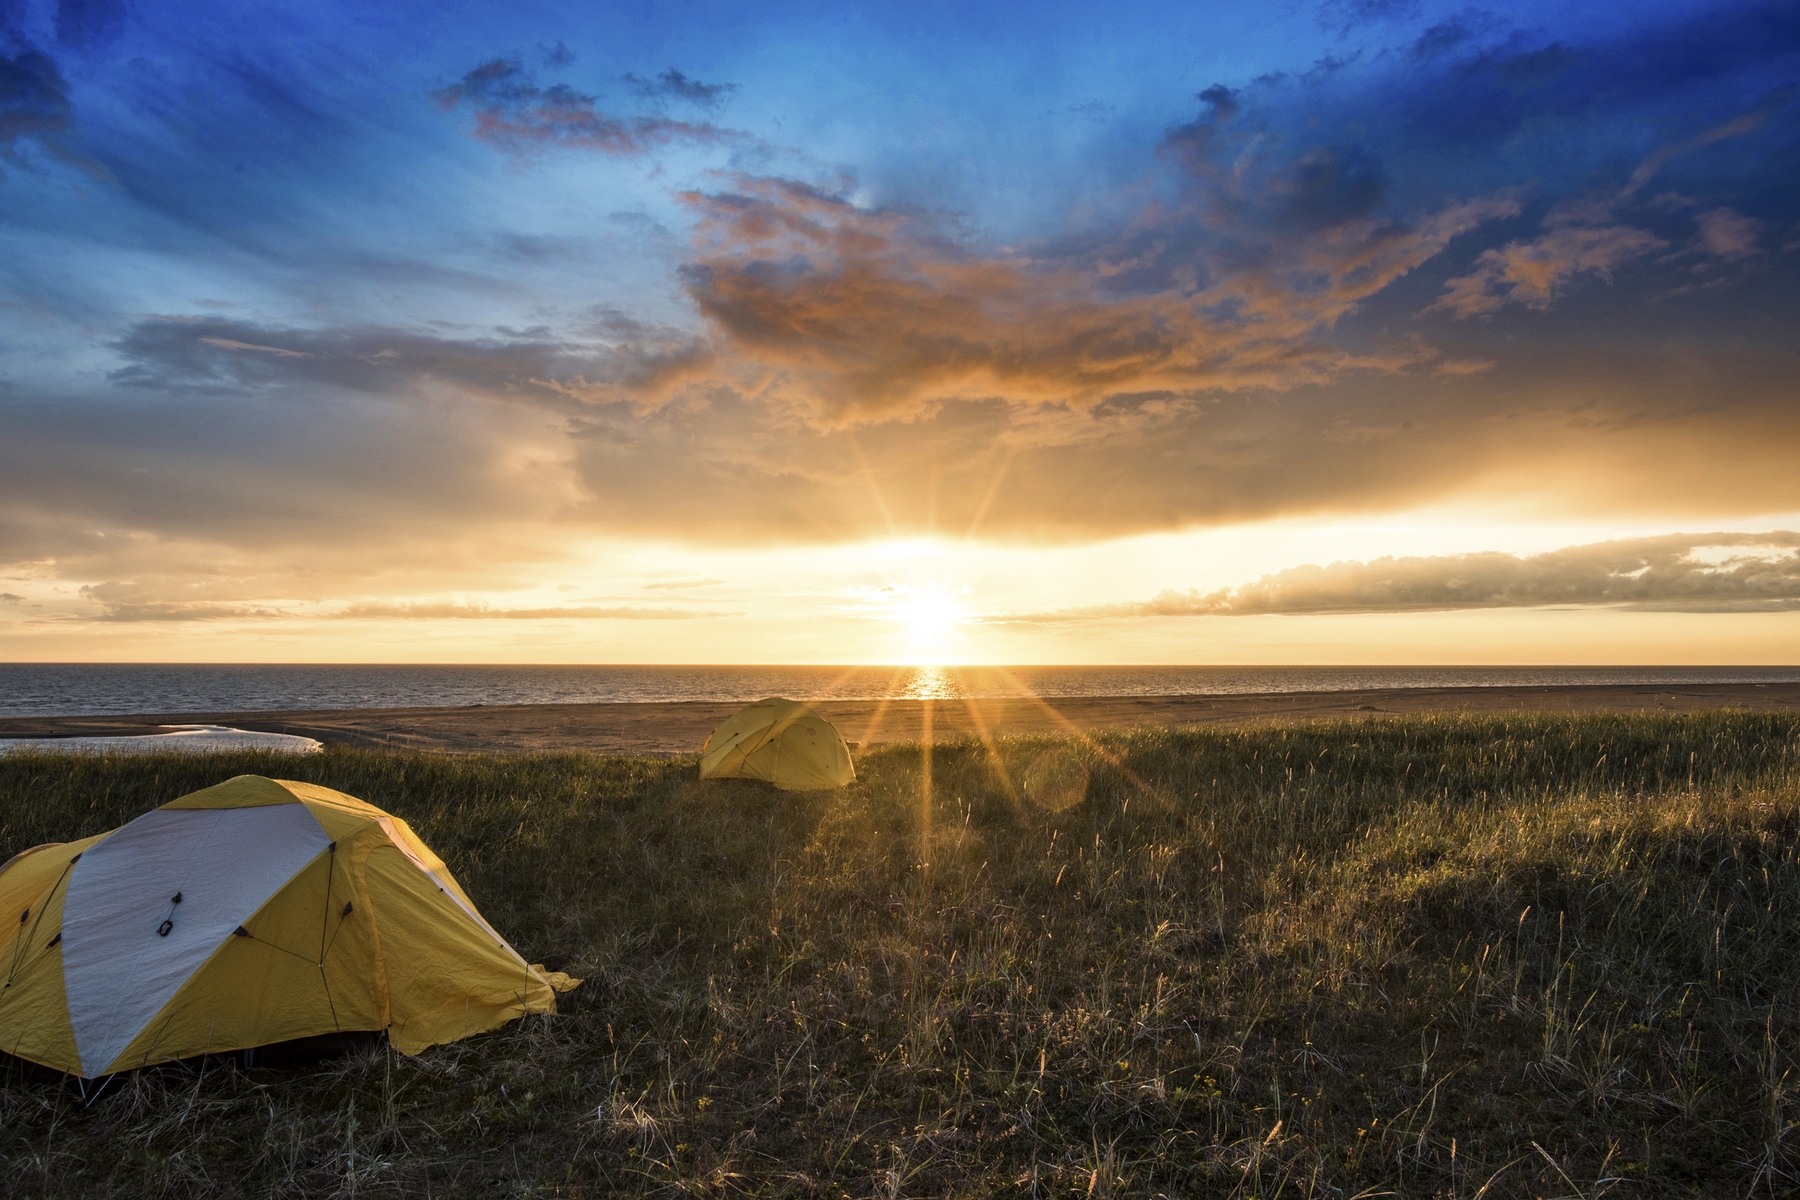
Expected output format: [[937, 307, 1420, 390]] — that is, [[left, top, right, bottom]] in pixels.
[[0, 592, 21, 603], [1054, 99, 1112, 122], [0, 46, 107, 177], [1195, 84, 1237, 121], [1143, 89, 1456, 283], [1317, 0, 1420, 33], [1309, 6, 1800, 206], [0, 49, 366, 250], [54, 0, 130, 48], [1410, 10, 1504, 59], [1624, 86, 1796, 195], [433, 58, 738, 156], [1006, 533, 1800, 622], [107, 316, 711, 405], [1489, 42, 1578, 86], [624, 68, 737, 109], [1300, 52, 1359, 84], [1274, 145, 1386, 230]]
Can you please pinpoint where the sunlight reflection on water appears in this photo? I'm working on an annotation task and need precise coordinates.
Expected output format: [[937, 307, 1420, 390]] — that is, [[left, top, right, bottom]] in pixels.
[[892, 665, 1057, 699], [897, 665, 958, 699]]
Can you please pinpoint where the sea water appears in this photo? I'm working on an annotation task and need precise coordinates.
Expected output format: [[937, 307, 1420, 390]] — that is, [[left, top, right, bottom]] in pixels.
[[3, 663, 1798, 718]]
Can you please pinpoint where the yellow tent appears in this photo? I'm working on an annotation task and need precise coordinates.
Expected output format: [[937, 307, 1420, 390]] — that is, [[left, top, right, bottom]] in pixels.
[[699, 697, 855, 791], [0, 775, 577, 1078]]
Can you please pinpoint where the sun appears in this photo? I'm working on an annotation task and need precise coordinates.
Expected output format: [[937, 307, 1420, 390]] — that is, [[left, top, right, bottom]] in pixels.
[[892, 584, 969, 662], [902, 589, 960, 640]]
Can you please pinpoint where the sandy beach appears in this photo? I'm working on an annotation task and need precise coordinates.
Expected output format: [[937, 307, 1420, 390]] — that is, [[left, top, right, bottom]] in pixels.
[[3, 681, 1798, 754]]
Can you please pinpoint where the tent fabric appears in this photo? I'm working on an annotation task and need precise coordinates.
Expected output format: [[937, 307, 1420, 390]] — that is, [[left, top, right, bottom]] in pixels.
[[0, 776, 578, 1078], [699, 697, 856, 791]]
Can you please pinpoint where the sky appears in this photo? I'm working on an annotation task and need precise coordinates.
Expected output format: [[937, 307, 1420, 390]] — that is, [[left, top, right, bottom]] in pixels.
[[2, 0, 1798, 664]]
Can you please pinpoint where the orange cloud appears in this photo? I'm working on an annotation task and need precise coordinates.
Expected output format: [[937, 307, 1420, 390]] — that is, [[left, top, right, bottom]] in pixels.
[[1694, 207, 1764, 259], [675, 175, 1517, 425], [1432, 205, 1666, 317]]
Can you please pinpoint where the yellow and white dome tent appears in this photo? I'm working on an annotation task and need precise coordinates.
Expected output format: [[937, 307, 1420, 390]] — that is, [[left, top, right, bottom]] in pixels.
[[0, 775, 577, 1079], [699, 697, 855, 792]]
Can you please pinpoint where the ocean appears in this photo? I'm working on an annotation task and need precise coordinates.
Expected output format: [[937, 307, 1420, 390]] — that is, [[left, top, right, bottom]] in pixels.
[[3, 663, 1799, 718]]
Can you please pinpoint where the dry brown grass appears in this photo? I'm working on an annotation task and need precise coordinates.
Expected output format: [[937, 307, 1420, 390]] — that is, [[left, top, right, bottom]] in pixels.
[[1, 710, 1797, 1196]]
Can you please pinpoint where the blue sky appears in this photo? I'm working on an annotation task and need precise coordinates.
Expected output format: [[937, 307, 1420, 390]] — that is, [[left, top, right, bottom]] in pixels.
[[3, 0, 1799, 661]]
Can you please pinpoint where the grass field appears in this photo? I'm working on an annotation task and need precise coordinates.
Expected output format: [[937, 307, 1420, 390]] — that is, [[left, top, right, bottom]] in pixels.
[[2, 711, 1798, 1197]]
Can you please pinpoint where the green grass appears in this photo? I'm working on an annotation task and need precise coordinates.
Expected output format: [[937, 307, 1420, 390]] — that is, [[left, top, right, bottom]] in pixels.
[[2, 710, 1799, 1197]]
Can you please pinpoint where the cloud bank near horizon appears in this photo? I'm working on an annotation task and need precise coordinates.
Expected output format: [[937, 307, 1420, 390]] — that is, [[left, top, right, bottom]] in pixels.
[[70, 581, 727, 623], [28, 531, 1800, 628], [1005, 534, 1800, 623]]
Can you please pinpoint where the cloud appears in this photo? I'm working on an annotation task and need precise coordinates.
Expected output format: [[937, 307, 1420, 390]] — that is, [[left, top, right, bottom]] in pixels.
[[71, 579, 723, 622], [432, 58, 739, 157], [1694, 207, 1763, 259], [1410, 10, 1505, 59], [335, 602, 717, 620], [196, 336, 311, 359], [1317, 0, 1420, 33], [108, 315, 712, 406], [1275, 6, 1800, 217], [0, 592, 22, 602], [77, 582, 291, 622], [1193, 83, 1237, 121], [1431, 204, 1664, 317], [1054, 100, 1113, 122], [1432, 357, 1495, 376], [674, 163, 1517, 424], [641, 578, 726, 590], [1624, 86, 1795, 195], [624, 68, 737, 109], [53, 0, 131, 48], [1003, 533, 1800, 622], [0, 46, 109, 178], [24, 320, 1795, 558], [84, 604, 287, 622]]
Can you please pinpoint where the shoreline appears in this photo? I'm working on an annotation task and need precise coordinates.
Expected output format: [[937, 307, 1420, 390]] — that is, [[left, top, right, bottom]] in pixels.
[[3, 681, 1798, 754]]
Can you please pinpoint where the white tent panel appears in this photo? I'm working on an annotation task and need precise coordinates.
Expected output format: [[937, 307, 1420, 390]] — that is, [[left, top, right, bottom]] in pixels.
[[62, 804, 331, 1076]]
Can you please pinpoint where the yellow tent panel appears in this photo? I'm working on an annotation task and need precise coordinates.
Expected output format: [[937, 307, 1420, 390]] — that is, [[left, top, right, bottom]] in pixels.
[[0, 776, 577, 1078], [700, 697, 855, 791]]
